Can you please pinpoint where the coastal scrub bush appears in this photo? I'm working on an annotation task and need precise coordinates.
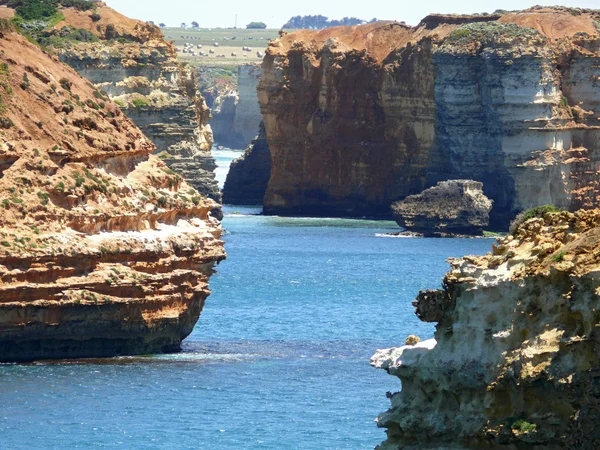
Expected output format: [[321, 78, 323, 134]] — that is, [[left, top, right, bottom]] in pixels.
[[13, 0, 58, 21], [442, 22, 546, 54], [59, 77, 72, 91], [594, 21, 600, 32], [131, 98, 149, 108], [20, 72, 30, 90], [553, 251, 567, 263], [509, 205, 563, 235], [512, 420, 537, 433]]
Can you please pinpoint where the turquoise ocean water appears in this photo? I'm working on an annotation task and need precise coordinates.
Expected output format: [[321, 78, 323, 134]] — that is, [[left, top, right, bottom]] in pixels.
[[0, 151, 493, 449]]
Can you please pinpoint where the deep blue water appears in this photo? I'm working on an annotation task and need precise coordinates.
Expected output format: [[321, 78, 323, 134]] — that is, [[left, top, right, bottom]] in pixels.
[[0, 152, 494, 449]]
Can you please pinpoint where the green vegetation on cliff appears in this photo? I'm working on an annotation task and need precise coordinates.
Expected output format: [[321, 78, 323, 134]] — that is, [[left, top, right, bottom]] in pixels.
[[440, 22, 547, 55], [5, 0, 94, 21]]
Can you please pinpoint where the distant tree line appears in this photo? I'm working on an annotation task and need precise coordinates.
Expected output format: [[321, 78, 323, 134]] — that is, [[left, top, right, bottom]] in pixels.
[[246, 21, 266, 29], [282, 15, 377, 30]]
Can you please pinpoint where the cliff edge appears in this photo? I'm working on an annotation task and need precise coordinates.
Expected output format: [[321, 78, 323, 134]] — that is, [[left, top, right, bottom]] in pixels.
[[40, 2, 221, 203], [258, 7, 600, 227], [0, 22, 225, 361], [372, 207, 600, 448]]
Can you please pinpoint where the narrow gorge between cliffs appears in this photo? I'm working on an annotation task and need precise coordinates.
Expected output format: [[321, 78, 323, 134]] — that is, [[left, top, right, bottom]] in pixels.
[[0, 150, 492, 449]]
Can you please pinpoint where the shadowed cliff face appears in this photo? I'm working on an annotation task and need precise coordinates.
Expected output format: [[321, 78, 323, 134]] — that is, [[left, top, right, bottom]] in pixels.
[[53, 3, 220, 204], [223, 121, 272, 205], [259, 8, 600, 228], [372, 209, 600, 448], [0, 25, 225, 362]]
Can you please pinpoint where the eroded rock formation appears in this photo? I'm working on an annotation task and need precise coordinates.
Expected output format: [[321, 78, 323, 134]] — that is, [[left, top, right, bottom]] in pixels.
[[223, 121, 271, 204], [391, 180, 492, 236], [259, 8, 600, 227], [0, 23, 225, 361], [372, 209, 600, 448], [52, 2, 220, 202], [209, 64, 263, 149]]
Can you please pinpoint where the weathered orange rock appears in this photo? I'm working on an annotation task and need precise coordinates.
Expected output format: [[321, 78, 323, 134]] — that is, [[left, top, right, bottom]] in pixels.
[[0, 23, 225, 362], [258, 7, 600, 227]]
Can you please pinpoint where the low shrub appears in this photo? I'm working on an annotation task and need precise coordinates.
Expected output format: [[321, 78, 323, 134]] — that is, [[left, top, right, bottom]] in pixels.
[[509, 205, 563, 235], [131, 98, 149, 108]]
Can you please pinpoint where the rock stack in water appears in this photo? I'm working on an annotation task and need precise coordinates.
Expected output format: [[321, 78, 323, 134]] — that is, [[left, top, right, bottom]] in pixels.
[[0, 23, 225, 362], [372, 209, 600, 448], [391, 180, 492, 236]]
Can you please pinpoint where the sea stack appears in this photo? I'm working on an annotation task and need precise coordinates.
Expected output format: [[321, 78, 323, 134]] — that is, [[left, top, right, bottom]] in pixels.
[[391, 180, 492, 236]]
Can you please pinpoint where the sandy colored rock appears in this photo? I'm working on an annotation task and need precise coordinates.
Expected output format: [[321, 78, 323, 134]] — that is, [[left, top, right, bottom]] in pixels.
[[372, 208, 600, 448], [0, 23, 225, 361], [53, 3, 220, 203], [258, 7, 600, 227]]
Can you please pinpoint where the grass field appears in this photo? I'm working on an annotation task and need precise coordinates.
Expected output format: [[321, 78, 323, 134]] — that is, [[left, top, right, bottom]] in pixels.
[[162, 27, 280, 67]]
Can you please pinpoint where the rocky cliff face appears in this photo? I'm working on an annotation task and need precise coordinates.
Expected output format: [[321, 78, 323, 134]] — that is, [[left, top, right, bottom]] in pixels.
[[259, 8, 600, 227], [54, 2, 220, 203], [223, 121, 271, 204], [391, 180, 492, 236], [210, 64, 263, 149], [234, 64, 263, 146], [0, 24, 225, 361], [372, 208, 600, 448]]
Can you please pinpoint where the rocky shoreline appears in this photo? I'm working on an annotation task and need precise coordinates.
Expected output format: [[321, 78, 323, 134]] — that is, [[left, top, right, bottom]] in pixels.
[[373, 209, 600, 448]]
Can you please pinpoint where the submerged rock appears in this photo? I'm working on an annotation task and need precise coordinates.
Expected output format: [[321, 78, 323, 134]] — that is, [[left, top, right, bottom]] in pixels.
[[372, 208, 600, 448], [0, 24, 225, 362], [391, 180, 492, 236], [223, 121, 272, 205]]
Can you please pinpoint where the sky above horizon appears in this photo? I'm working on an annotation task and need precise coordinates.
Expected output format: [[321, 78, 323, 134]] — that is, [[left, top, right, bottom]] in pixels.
[[103, 0, 599, 28]]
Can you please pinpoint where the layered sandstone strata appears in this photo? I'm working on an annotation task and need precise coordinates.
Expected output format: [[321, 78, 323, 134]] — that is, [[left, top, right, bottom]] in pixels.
[[258, 8, 600, 227], [391, 180, 492, 236], [52, 2, 220, 202], [223, 121, 271, 204], [372, 208, 600, 448], [0, 24, 225, 361]]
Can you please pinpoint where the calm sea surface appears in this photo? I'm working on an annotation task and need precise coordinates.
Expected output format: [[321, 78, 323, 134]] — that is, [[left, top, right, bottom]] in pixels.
[[0, 151, 493, 449]]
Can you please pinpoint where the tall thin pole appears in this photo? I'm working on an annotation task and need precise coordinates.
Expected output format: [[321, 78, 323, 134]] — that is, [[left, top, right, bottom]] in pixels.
[[235, 14, 238, 29]]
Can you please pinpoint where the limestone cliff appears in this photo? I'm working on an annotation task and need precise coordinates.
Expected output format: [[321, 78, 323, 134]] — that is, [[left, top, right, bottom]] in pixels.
[[50, 2, 220, 202], [223, 121, 271, 205], [372, 208, 600, 448], [0, 24, 225, 361], [210, 64, 263, 149], [259, 8, 600, 227]]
